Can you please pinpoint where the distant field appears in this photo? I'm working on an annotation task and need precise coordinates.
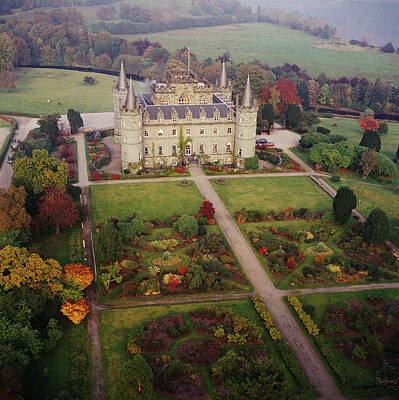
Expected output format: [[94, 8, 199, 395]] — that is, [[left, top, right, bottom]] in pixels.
[[0, 68, 146, 115], [120, 23, 399, 84]]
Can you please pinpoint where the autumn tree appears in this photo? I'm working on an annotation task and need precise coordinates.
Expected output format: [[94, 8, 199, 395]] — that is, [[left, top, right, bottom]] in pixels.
[[199, 200, 215, 219], [0, 185, 31, 232], [13, 149, 69, 195], [0, 246, 63, 293], [308, 79, 320, 104], [234, 64, 275, 99], [359, 149, 379, 179], [358, 117, 380, 133], [61, 298, 90, 324], [36, 187, 79, 235], [0, 33, 15, 73], [0, 70, 16, 91], [64, 264, 94, 289]]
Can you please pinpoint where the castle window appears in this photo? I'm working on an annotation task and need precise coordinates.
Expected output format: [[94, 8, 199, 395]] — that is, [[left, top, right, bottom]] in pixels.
[[214, 115, 219, 121], [158, 145, 163, 156], [158, 116, 163, 123], [228, 115, 233, 121], [172, 116, 177, 122], [144, 117, 149, 124], [200, 97, 206, 104], [144, 130, 149, 137], [144, 145, 149, 156], [158, 129, 163, 137], [139, 152, 142, 161], [227, 127, 232, 134], [161, 97, 169, 105], [172, 129, 177, 136], [200, 128, 205, 135], [199, 143, 205, 154], [186, 129, 191, 137], [179, 93, 190, 105], [214, 128, 218, 135], [226, 143, 232, 153], [213, 143, 218, 154], [185, 144, 191, 156], [238, 148, 242, 157], [172, 145, 177, 156]]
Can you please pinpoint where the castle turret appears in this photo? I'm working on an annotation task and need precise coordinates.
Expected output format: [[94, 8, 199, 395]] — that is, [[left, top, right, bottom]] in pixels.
[[217, 60, 233, 102], [234, 76, 258, 168], [120, 78, 144, 171], [113, 61, 128, 145]]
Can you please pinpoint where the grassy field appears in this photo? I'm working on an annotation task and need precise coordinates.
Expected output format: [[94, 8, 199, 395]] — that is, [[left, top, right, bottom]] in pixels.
[[90, 181, 203, 223], [291, 289, 399, 398], [119, 23, 399, 84], [0, 68, 146, 115], [211, 176, 332, 213]]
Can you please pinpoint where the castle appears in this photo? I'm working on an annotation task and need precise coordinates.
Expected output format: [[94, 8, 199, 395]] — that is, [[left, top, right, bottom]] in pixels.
[[113, 56, 258, 171]]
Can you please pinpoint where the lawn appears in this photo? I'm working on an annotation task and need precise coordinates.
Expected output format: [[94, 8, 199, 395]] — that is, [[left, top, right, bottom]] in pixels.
[[211, 176, 331, 214], [119, 23, 399, 84], [101, 299, 314, 399], [329, 179, 399, 246], [90, 181, 203, 223], [289, 289, 399, 398], [0, 68, 147, 115]]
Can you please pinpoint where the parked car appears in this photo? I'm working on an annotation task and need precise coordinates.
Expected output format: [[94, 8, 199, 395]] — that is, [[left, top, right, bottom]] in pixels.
[[256, 138, 274, 146]]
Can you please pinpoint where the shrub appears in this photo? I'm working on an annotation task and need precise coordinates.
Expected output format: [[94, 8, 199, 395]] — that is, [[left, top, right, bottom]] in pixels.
[[316, 126, 331, 135], [352, 345, 367, 360], [364, 208, 390, 244], [323, 322, 346, 336], [302, 304, 315, 317], [330, 175, 340, 182], [126, 337, 142, 355], [288, 296, 319, 337], [333, 186, 357, 224], [300, 132, 330, 148], [173, 215, 198, 238], [199, 200, 215, 219], [244, 154, 259, 170], [252, 296, 282, 342], [97, 223, 122, 264]]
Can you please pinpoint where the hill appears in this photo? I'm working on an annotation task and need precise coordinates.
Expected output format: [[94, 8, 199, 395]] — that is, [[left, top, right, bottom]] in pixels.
[[118, 22, 399, 84]]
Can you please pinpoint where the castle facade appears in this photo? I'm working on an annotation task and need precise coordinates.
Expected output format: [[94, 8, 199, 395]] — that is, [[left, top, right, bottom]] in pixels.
[[113, 58, 258, 170]]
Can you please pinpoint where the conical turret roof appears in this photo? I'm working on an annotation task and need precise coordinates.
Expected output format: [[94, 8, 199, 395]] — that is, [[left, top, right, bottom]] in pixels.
[[117, 61, 128, 91], [124, 77, 136, 111], [218, 61, 228, 89], [241, 75, 253, 107]]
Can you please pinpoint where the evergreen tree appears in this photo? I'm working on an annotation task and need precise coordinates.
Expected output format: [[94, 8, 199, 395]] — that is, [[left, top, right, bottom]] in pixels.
[[97, 223, 122, 265], [285, 104, 302, 129], [333, 186, 357, 224], [364, 208, 390, 244], [297, 80, 310, 110], [359, 132, 381, 152], [261, 103, 275, 128], [67, 109, 84, 134], [396, 144, 399, 160]]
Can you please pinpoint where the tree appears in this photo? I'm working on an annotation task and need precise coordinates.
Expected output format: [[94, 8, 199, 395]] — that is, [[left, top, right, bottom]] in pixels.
[[37, 114, 60, 144], [396, 144, 399, 160], [0, 185, 31, 232], [97, 223, 122, 265], [359, 132, 381, 152], [378, 122, 388, 135], [285, 104, 302, 129], [113, 356, 155, 400], [67, 109, 83, 134], [364, 208, 390, 244], [234, 64, 275, 99], [260, 103, 275, 128], [359, 149, 379, 179], [95, 53, 112, 69], [0, 33, 15, 73], [297, 80, 310, 110], [319, 83, 330, 105], [100, 262, 123, 291], [13, 149, 69, 195], [358, 117, 379, 133], [64, 264, 94, 289], [60, 298, 90, 324], [83, 76, 96, 85], [36, 187, 79, 235], [308, 79, 320, 104], [0, 246, 63, 294], [199, 200, 215, 219], [0, 70, 16, 91], [173, 215, 198, 238], [177, 126, 191, 165], [333, 186, 357, 224]]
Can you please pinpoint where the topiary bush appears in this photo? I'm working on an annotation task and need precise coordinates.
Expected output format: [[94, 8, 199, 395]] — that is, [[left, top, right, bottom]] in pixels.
[[244, 154, 259, 170], [333, 186, 357, 224], [173, 215, 198, 238]]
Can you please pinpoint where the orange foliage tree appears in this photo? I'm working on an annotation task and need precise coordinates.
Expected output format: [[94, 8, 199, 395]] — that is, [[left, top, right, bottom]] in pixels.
[[358, 117, 379, 133], [61, 298, 90, 324], [64, 263, 94, 289]]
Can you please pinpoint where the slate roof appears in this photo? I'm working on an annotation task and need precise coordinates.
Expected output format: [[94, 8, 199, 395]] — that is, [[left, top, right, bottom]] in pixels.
[[137, 94, 236, 121]]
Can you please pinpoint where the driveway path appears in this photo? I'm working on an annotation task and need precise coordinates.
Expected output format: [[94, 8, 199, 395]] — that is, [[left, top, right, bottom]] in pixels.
[[0, 117, 38, 188], [75, 132, 90, 187], [189, 165, 345, 400]]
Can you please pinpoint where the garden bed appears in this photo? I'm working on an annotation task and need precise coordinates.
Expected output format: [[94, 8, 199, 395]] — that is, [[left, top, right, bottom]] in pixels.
[[101, 299, 315, 400], [286, 290, 399, 398]]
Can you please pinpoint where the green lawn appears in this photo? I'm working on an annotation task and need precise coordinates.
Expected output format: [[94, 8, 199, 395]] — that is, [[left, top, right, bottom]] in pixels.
[[0, 68, 146, 115], [90, 181, 203, 223], [292, 289, 399, 398], [329, 179, 399, 246], [119, 23, 399, 84], [211, 176, 332, 213]]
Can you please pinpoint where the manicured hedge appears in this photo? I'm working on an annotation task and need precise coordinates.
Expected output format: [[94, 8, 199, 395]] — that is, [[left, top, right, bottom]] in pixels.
[[0, 118, 17, 167]]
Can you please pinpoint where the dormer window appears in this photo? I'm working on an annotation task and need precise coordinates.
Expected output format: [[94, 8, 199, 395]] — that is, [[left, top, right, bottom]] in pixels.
[[172, 116, 177, 122], [214, 114, 219, 121], [143, 117, 149, 124], [158, 129, 163, 137], [186, 109, 192, 122], [200, 97, 206, 104], [228, 114, 233, 121]]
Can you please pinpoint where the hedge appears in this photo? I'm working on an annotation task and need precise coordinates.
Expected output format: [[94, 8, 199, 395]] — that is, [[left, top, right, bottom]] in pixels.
[[0, 117, 17, 167]]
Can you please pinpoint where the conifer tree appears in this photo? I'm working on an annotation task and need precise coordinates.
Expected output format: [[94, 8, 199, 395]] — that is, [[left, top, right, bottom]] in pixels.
[[333, 186, 357, 224], [97, 223, 122, 264], [364, 208, 389, 244], [359, 132, 381, 152]]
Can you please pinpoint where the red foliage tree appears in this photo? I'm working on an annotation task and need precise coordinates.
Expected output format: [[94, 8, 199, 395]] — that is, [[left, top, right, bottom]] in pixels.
[[36, 186, 79, 235], [261, 78, 302, 115], [358, 117, 379, 133], [199, 200, 215, 219]]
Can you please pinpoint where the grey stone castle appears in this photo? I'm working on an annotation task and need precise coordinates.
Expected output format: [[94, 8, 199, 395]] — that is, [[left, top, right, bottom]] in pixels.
[[113, 57, 258, 170]]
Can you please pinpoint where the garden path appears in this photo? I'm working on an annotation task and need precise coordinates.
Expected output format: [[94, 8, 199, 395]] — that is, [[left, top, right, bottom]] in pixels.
[[189, 165, 345, 400]]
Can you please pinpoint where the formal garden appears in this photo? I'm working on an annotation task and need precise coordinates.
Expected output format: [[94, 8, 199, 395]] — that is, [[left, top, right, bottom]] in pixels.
[[101, 298, 315, 400], [286, 289, 399, 398]]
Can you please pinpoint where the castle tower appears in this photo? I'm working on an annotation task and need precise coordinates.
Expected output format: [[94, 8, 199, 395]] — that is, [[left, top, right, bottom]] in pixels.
[[234, 76, 258, 168], [113, 61, 128, 145], [120, 78, 144, 171], [217, 61, 233, 101]]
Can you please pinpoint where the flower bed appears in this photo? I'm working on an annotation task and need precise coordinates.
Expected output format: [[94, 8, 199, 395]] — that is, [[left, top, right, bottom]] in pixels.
[[57, 141, 78, 182]]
